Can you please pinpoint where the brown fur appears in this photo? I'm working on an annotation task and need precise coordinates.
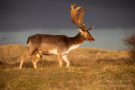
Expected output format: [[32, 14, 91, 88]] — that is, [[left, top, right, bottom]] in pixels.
[[27, 33, 85, 56]]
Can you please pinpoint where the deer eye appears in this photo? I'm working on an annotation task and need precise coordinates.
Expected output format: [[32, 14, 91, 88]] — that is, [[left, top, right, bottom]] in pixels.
[[81, 29, 85, 31]]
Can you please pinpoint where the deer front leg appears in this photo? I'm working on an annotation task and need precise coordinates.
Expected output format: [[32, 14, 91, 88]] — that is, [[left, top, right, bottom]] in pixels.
[[32, 53, 41, 69], [62, 55, 70, 68], [57, 54, 63, 67]]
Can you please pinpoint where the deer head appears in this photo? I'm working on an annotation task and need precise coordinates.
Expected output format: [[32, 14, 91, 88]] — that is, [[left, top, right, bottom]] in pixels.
[[70, 4, 95, 42]]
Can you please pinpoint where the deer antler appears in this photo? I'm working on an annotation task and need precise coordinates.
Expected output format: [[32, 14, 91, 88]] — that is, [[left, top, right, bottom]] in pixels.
[[78, 8, 86, 26], [70, 4, 81, 26], [87, 25, 95, 31], [70, 4, 86, 28]]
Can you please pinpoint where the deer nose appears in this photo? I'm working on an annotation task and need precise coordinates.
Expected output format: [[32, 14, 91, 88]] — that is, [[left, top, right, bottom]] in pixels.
[[92, 37, 95, 41], [88, 37, 95, 42]]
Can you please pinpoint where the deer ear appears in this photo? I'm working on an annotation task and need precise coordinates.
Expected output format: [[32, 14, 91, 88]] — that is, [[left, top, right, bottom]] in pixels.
[[78, 29, 84, 33], [78, 29, 82, 32]]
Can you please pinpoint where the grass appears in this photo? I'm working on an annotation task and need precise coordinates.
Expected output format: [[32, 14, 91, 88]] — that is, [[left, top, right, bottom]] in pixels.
[[0, 45, 135, 90]]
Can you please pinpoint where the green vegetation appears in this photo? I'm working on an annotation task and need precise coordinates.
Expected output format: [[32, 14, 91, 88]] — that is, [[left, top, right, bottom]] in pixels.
[[0, 45, 134, 90]]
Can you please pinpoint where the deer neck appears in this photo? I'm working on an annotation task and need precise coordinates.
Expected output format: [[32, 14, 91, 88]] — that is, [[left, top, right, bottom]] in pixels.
[[68, 33, 85, 47]]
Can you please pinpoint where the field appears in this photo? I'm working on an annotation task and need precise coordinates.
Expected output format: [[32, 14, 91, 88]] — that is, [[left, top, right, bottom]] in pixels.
[[0, 45, 134, 90]]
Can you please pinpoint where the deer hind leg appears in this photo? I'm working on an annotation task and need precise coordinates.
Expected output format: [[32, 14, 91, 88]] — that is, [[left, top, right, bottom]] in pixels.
[[62, 55, 70, 68], [19, 56, 24, 69], [57, 54, 63, 67], [19, 53, 30, 69], [32, 53, 41, 69]]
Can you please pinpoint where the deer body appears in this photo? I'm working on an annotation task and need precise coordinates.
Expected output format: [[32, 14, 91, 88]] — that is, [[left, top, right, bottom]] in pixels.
[[27, 33, 84, 56], [19, 4, 95, 69]]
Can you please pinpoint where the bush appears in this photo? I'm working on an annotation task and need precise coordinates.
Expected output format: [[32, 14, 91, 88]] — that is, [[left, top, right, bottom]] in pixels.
[[124, 33, 135, 58]]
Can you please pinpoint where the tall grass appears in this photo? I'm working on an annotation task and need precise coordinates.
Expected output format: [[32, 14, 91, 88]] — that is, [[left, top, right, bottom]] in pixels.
[[0, 45, 134, 90]]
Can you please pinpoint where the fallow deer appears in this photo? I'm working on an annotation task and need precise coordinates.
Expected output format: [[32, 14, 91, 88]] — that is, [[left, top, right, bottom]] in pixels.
[[19, 4, 95, 69]]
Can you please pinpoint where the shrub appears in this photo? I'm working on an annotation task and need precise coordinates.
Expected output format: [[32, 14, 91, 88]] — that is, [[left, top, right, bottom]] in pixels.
[[124, 33, 135, 58]]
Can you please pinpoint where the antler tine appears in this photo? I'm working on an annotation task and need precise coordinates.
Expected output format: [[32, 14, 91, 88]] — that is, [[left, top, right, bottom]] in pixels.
[[87, 25, 95, 31], [78, 8, 86, 26], [70, 4, 81, 27]]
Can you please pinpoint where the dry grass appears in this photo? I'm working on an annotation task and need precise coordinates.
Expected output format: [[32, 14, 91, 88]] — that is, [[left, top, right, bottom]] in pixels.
[[0, 44, 134, 90]]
